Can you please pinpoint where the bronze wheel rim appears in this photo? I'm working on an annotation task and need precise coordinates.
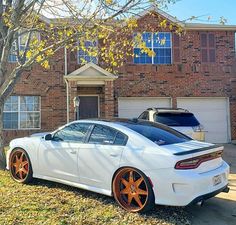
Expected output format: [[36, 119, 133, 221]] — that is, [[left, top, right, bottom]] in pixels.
[[113, 168, 148, 212], [10, 149, 29, 181]]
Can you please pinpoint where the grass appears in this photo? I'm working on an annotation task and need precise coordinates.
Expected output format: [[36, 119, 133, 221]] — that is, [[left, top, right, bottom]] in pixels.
[[0, 170, 190, 225]]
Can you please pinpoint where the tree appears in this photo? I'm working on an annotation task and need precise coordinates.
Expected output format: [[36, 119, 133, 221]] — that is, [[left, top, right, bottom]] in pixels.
[[0, 0, 182, 169]]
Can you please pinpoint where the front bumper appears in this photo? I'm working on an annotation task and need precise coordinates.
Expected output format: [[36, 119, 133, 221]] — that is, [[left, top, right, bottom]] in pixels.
[[145, 160, 230, 206]]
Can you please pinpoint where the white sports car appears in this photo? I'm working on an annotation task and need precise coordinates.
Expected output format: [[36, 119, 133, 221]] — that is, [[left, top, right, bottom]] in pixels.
[[6, 119, 229, 212]]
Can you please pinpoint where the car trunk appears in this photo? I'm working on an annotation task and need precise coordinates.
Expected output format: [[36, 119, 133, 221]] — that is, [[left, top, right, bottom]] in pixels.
[[161, 140, 224, 173]]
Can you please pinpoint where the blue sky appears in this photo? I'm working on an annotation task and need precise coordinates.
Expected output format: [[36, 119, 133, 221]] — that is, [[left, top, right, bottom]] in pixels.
[[166, 0, 236, 25]]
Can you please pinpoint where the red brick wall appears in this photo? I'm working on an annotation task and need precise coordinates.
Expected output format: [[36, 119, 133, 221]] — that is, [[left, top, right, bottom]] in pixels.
[[3, 12, 236, 144], [3, 48, 67, 144], [114, 13, 236, 140]]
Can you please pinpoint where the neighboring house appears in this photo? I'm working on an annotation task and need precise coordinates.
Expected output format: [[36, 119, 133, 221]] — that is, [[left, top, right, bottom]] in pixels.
[[3, 8, 236, 144]]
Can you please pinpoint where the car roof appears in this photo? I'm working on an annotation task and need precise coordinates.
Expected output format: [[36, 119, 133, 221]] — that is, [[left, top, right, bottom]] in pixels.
[[70, 117, 171, 130], [146, 107, 190, 113]]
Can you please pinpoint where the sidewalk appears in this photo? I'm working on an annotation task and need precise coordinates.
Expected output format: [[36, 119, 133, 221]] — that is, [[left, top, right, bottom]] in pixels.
[[187, 144, 236, 225]]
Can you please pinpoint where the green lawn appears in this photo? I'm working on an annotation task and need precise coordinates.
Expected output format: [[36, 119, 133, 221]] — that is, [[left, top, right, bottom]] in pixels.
[[0, 170, 190, 225]]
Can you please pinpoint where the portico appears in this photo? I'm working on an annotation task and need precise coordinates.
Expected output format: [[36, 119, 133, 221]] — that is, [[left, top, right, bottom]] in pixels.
[[64, 62, 118, 121]]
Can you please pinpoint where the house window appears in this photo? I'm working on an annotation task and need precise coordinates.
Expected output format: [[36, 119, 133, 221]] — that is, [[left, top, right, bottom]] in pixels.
[[3, 96, 40, 129], [200, 33, 216, 63], [8, 32, 40, 63], [77, 40, 98, 64], [134, 32, 172, 64]]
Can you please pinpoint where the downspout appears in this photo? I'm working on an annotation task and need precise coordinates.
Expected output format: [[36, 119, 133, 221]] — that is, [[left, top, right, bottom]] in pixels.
[[64, 46, 70, 123]]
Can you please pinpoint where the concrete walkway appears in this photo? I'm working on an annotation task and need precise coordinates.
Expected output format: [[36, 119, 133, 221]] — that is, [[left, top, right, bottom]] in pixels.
[[187, 144, 236, 225]]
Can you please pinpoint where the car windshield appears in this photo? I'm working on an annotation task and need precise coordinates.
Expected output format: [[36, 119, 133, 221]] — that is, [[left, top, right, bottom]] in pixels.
[[118, 121, 191, 146], [155, 112, 200, 127]]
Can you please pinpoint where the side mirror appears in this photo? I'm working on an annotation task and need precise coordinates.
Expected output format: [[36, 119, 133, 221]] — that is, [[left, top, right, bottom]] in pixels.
[[44, 133, 53, 141]]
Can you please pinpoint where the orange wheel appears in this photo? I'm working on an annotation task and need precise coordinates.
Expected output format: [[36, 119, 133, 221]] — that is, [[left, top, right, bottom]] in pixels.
[[113, 167, 154, 212], [10, 148, 33, 184]]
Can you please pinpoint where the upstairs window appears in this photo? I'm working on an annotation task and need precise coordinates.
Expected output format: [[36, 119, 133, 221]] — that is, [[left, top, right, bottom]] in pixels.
[[134, 32, 172, 64], [8, 36, 24, 62], [8, 32, 40, 63], [77, 40, 98, 64], [200, 33, 216, 63]]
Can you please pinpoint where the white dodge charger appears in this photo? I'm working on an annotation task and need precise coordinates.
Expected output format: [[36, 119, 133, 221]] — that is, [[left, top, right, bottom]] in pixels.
[[6, 119, 229, 212]]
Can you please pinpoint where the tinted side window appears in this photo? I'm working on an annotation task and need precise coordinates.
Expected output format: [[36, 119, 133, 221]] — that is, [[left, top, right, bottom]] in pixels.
[[89, 125, 116, 145], [139, 111, 149, 120], [53, 123, 91, 142], [155, 113, 200, 126], [114, 132, 127, 145], [88, 125, 127, 146], [121, 122, 191, 146]]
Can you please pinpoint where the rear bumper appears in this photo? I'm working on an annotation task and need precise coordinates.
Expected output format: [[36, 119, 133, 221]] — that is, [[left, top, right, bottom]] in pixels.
[[145, 160, 230, 206], [188, 185, 229, 205]]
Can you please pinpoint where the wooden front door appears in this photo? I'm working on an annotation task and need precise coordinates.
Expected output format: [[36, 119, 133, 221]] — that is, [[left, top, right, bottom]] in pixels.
[[78, 96, 99, 119]]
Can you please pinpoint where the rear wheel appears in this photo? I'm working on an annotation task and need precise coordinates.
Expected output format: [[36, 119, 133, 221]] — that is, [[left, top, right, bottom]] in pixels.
[[113, 167, 154, 212], [9, 148, 33, 184]]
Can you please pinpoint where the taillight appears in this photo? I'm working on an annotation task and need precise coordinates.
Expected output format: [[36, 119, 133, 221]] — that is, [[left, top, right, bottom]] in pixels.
[[175, 150, 223, 169]]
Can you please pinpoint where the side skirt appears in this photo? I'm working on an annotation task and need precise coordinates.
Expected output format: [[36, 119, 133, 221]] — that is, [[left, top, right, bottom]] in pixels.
[[33, 174, 112, 197]]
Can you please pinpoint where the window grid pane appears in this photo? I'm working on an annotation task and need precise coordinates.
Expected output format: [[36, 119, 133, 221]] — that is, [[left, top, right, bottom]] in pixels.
[[78, 40, 98, 64], [20, 112, 40, 129], [3, 96, 18, 111], [3, 112, 18, 129]]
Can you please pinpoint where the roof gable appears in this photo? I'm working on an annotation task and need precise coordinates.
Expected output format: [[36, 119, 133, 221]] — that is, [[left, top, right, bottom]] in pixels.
[[65, 62, 118, 81]]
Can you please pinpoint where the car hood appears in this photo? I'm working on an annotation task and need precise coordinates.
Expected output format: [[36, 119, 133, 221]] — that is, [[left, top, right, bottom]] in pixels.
[[30, 132, 49, 137]]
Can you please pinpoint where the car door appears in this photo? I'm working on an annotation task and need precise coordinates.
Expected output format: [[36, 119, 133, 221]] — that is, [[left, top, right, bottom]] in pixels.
[[38, 123, 92, 183], [78, 124, 127, 190]]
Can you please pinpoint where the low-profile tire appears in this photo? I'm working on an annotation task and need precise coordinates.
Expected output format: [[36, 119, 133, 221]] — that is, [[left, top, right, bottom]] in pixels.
[[9, 148, 33, 184], [113, 167, 155, 213]]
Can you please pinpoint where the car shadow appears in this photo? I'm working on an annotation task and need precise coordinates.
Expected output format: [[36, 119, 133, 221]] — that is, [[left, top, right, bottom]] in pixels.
[[28, 178, 190, 223]]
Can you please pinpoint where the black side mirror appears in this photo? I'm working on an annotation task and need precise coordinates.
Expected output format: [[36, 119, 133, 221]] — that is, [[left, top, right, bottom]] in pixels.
[[44, 133, 53, 141]]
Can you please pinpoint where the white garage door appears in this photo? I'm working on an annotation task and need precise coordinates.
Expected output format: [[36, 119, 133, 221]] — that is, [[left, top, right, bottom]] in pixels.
[[177, 97, 230, 143], [118, 97, 171, 118]]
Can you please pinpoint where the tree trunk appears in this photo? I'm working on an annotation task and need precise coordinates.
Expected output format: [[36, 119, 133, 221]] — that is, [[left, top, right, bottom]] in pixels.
[[0, 100, 6, 170]]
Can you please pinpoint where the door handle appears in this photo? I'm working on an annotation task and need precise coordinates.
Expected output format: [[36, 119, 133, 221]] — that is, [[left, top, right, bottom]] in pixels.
[[110, 153, 118, 157], [70, 151, 76, 154]]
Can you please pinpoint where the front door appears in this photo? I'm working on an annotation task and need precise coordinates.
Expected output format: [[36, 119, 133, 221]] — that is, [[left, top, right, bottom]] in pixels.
[[38, 123, 92, 182], [78, 96, 99, 119]]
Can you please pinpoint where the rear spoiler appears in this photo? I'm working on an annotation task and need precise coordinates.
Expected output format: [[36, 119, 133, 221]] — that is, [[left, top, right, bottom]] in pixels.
[[173, 145, 222, 156]]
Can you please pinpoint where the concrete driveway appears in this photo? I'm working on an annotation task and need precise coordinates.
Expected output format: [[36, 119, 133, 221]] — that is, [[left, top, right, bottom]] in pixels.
[[187, 144, 236, 225]]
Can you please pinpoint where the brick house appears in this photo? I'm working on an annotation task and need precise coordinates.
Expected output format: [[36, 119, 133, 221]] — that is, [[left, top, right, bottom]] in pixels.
[[3, 9, 236, 144]]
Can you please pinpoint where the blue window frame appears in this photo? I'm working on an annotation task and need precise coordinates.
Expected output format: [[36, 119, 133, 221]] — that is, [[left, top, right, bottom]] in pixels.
[[134, 32, 172, 65], [77, 40, 98, 64]]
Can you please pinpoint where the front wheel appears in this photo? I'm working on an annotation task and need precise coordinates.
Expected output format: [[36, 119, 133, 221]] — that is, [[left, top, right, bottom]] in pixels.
[[9, 148, 33, 184], [113, 167, 155, 212]]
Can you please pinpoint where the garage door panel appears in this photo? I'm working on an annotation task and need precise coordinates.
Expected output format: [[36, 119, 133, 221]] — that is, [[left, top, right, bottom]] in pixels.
[[177, 98, 229, 143], [118, 97, 171, 118]]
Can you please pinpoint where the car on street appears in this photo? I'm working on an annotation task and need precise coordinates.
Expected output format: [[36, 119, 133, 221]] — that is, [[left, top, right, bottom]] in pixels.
[[6, 119, 229, 212], [138, 108, 205, 141]]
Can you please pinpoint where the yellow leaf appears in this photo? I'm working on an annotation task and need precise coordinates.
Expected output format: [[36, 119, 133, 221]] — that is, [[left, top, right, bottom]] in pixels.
[[41, 60, 50, 69]]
